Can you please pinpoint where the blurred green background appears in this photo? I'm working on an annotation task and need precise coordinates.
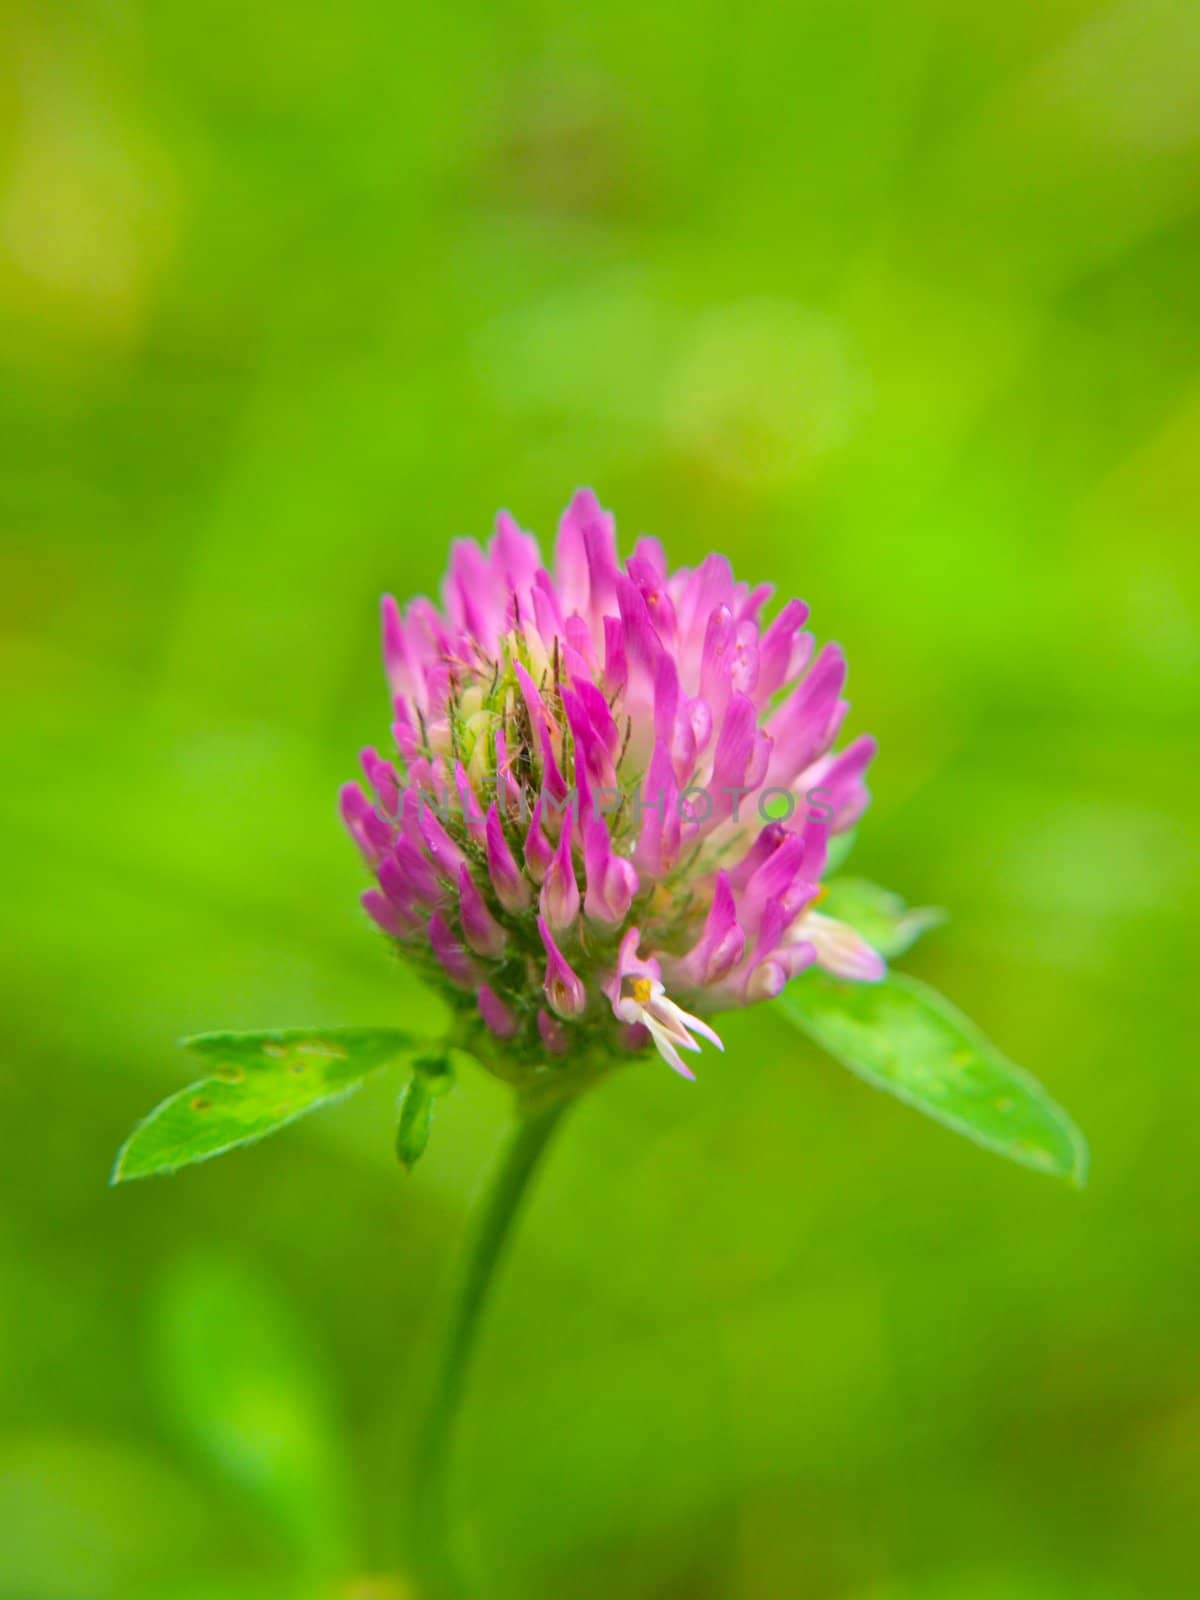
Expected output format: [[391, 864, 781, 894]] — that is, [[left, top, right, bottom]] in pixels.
[[3, 1, 1199, 1596]]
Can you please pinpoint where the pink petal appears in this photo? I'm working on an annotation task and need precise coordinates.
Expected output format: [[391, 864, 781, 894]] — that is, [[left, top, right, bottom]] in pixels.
[[539, 810, 580, 932], [485, 802, 529, 913], [478, 982, 518, 1039], [538, 916, 587, 1018], [429, 913, 474, 988], [458, 865, 507, 958]]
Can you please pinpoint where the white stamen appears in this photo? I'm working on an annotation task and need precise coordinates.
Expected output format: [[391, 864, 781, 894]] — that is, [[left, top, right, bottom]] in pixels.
[[616, 977, 725, 1080]]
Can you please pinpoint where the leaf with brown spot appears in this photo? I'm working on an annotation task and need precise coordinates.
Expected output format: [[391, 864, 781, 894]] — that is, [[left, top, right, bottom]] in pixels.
[[111, 1028, 422, 1183]]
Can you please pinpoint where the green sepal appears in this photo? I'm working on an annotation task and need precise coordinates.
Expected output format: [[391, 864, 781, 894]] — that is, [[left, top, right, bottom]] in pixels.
[[778, 973, 1088, 1183], [112, 1028, 422, 1184]]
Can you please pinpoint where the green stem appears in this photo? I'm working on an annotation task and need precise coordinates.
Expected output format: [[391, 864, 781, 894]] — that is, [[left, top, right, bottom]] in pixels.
[[411, 1098, 568, 1595]]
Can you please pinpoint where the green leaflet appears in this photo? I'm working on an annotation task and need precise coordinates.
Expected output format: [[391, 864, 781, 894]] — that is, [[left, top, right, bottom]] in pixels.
[[394, 1054, 454, 1171], [395, 1074, 435, 1170], [111, 1028, 421, 1183], [779, 973, 1088, 1183], [819, 876, 946, 959]]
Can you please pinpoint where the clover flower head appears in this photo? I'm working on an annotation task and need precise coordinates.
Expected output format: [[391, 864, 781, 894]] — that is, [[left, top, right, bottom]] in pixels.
[[342, 490, 882, 1084]]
